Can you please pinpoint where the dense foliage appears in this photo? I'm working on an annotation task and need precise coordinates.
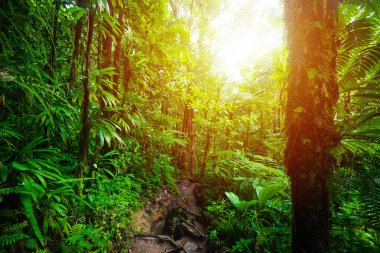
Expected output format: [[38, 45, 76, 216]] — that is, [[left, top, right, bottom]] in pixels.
[[0, 0, 379, 252]]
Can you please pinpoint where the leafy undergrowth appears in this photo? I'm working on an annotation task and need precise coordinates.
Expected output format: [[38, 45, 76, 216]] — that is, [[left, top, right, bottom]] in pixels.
[[1, 172, 150, 253], [201, 151, 291, 252], [201, 151, 380, 253], [63, 175, 144, 252], [0, 138, 177, 252]]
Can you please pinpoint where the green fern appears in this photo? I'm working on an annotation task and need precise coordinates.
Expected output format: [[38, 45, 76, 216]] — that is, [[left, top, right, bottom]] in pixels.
[[65, 223, 108, 250], [0, 222, 30, 248], [66, 224, 86, 245], [0, 186, 31, 197], [25, 238, 39, 250], [361, 181, 380, 230], [2, 222, 28, 233], [0, 233, 30, 247], [21, 195, 45, 246], [337, 4, 380, 163]]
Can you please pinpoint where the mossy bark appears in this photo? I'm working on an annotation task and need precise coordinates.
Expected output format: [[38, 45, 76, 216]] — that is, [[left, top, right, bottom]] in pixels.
[[284, 0, 340, 252]]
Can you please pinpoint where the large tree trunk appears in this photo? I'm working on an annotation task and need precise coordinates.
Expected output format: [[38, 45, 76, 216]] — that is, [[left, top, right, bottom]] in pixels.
[[284, 0, 339, 252], [78, 4, 96, 195]]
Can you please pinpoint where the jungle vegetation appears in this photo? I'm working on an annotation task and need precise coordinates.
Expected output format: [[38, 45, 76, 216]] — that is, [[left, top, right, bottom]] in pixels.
[[0, 0, 379, 252]]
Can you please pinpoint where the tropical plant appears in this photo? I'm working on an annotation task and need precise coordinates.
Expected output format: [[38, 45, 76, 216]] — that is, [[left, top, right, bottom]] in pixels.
[[205, 151, 290, 252]]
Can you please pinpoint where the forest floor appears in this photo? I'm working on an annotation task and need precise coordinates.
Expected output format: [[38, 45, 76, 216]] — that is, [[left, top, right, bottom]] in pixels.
[[128, 180, 210, 253]]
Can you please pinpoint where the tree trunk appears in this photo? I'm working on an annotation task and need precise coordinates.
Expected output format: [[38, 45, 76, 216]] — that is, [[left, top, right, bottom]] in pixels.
[[100, 0, 114, 112], [177, 104, 195, 175], [78, 4, 96, 195], [48, 0, 60, 80], [177, 105, 190, 170], [344, 90, 351, 122], [244, 106, 251, 150], [188, 108, 195, 176], [69, 0, 84, 89], [161, 98, 169, 115], [225, 111, 233, 150], [123, 56, 132, 92], [169, 0, 178, 17], [284, 1, 339, 252], [99, 0, 114, 154], [201, 114, 214, 176], [112, 3, 124, 95]]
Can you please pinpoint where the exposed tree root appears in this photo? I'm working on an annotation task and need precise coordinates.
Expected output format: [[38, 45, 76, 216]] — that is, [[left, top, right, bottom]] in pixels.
[[178, 204, 201, 217], [134, 234, 188, 253], [179, 216, 206, 239]]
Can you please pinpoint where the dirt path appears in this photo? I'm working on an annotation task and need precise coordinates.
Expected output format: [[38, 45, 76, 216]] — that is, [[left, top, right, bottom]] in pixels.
[[129, 180, 208, 253]]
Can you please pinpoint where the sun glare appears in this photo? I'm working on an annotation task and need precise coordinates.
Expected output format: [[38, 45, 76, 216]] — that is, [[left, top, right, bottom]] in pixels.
[[211, 0, 284, 82]]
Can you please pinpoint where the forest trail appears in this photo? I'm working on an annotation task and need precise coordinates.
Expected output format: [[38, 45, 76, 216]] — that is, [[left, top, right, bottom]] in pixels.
[[129, 180, 209, 253]]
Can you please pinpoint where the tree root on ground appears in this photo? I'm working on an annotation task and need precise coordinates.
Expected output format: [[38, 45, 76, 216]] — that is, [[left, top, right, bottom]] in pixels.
[[133, 234, 188, 253], [178, 216, 206, 239], [178, 204, 201, 217]]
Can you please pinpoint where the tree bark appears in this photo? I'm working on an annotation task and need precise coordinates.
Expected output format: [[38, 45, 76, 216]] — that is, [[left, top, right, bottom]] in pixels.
[[69, 0, 84, 89], [78, 3, 96, 195], [177, 104, 195, 175], [284, 1, 339, 252], [48, 0, 60, 80]]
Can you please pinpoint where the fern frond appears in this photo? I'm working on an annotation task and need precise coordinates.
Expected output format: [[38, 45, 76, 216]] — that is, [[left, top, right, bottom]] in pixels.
[[0, 186, 31, 196], [0, 233, 29, 247], [341, 19, 376, 52], [67, 224, 86, 245], [2, 222, 28, 233], [340, 111, 380, 136], [0, 209, 17, 220], [353, 92, 380, 100], [21, 195, 44, 246], [25, 238, 39, 250], [65, 223, 103, 250], [338, 16, 380, 95], [361, 183, 380, 230]]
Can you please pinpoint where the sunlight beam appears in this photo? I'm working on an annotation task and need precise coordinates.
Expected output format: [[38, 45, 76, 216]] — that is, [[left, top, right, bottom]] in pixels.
[[211, 0, 284, 82]]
